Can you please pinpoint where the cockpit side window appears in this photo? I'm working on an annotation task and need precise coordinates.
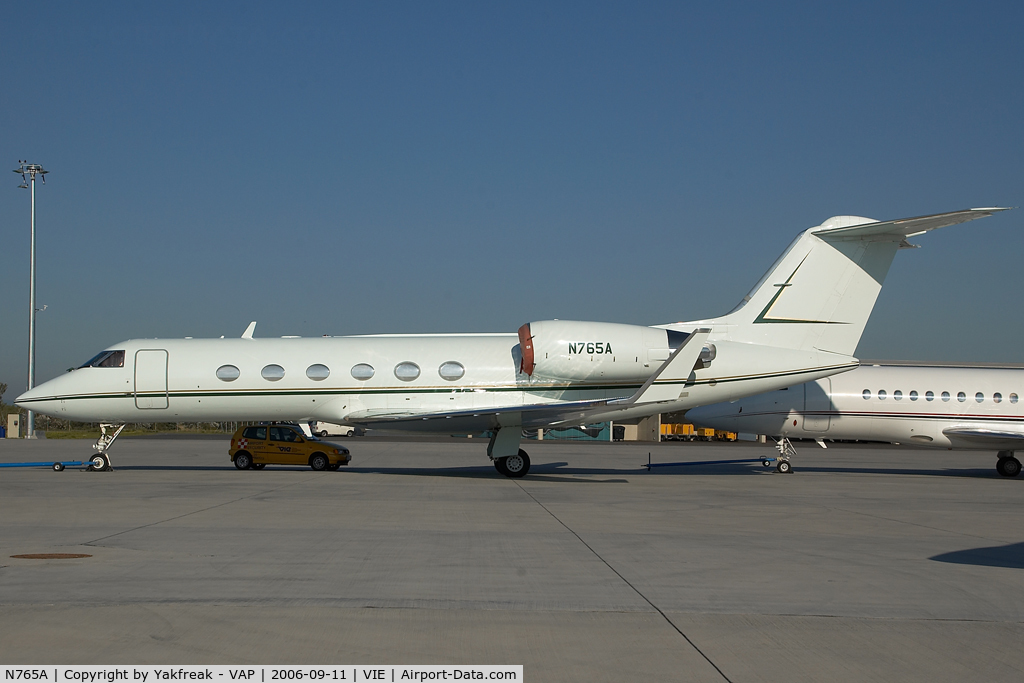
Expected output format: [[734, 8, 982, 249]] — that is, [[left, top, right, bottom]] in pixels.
[[79, 350, 125, 368]]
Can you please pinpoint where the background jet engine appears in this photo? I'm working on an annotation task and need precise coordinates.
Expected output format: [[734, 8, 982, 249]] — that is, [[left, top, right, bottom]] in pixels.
[[516, 320, 694, 383]]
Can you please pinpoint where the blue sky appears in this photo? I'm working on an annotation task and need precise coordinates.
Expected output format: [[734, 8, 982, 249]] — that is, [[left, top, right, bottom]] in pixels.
[[1, 1, 1022, 394]]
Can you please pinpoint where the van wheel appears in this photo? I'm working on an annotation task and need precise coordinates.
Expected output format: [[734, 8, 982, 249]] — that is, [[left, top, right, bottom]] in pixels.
[[310, 453, 329, 471], [234, 452, 253, 470]]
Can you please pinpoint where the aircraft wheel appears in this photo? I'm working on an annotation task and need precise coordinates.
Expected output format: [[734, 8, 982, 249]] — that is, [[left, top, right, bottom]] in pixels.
[[252, 463, 266, 470], [88, 454, 110, 472], [776, 460, 792, 474], [234, 452, 253, 470], [997, 457, 1021, 477], [501, 450, 531, 478], [494, 459, 507, 475], [310, 453, 330, 471], [52, 462, 65, 472]]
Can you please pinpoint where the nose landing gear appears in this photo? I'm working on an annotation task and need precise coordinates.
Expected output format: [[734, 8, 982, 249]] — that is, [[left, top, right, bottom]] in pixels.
[[87, 424, 124, 472], [762, 437, 797, 474]]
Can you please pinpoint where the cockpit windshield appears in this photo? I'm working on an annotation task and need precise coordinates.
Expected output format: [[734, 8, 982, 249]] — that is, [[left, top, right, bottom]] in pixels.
[[79, 350, 125, 369]]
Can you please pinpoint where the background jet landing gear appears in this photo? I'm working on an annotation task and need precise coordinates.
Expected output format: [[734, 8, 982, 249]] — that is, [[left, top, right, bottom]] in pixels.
[[996, 451, 1022, 478], [88, 424, 125, 472], [493, 450, 531, 478]]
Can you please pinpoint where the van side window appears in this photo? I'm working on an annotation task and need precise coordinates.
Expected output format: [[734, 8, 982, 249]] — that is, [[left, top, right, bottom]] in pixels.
[[242, 426, 266, 440]]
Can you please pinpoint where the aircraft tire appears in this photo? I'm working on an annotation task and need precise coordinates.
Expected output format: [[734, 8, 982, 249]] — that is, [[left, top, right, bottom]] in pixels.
[[494, 459, 507, 475], [501, 450, 531, 478], [776, 460, 792, 474], [997, 457, 1021, 477], [88, 454, 110, 472], [310, 453, 330, 471], [234, 452, 253, 470]]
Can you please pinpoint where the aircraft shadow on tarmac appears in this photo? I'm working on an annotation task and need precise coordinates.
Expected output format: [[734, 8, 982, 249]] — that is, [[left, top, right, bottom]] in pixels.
[[104, 461, 1011, 481], [109, 461, 631, 482], [930, 542, 1024, 569]]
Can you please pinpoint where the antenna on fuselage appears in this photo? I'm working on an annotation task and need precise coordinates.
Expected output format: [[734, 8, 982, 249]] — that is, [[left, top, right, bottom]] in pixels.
[[241, 321, 257, 339]]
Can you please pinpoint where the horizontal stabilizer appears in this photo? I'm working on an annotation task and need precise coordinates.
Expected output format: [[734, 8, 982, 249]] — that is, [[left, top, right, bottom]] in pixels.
[[813, 208, 1009, 241]]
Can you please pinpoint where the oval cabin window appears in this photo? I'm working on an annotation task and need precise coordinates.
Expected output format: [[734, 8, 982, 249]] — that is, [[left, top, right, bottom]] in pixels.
[[1011, 393, 1019, 404], [306, 364, 330, 381], [862, 389, 871, 400], [261, 364, 285, 381], [216, 365, 240, 382], [909, 391, 918, 401], [438, 361, 465, 381], [926, 391, 934, 401], [893, 390, 903, 401], [941, 391, 950, 402], [394, 362, 421, 381], [957, 392, 967, 403], [878, 390, 887, 400], [351, 363, 375, 381], [976, 392, 984, 403], [994, 393, 1003, 403]]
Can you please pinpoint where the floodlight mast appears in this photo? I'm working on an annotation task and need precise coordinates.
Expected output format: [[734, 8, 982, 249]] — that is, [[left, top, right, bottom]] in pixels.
[[14, 161, 47, 439]]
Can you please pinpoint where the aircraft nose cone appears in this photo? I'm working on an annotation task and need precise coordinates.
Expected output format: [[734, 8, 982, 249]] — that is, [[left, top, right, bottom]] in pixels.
[[15, 386, 41, 406]]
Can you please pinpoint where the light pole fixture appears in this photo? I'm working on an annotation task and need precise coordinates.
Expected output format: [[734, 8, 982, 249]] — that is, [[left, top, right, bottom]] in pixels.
[[14, 161, 47, 439]]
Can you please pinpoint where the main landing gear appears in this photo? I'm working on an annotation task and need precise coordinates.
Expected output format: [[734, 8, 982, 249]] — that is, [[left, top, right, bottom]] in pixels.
[[996, 451, 1022, 478], [487, 426, 531, 478], [494, 449, 531, 478], [87, 423, 125, 472], [760, 437, 796, 474]]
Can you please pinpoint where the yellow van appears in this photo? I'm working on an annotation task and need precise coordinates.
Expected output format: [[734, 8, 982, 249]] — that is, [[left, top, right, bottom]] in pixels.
[[229, 423, 351, 471]]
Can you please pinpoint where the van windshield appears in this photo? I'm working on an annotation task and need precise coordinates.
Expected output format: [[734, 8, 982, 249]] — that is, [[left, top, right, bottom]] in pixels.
[[79, 350, 125, 368]]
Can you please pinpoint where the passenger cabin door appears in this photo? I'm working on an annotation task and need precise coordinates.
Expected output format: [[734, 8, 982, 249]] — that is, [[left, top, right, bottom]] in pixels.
[[802, 378, 831, 432], [135, 349, 169, 409]]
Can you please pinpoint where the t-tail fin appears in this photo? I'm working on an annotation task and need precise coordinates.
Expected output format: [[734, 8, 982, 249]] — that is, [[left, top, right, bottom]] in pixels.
[[673, 208, 1008, 356]]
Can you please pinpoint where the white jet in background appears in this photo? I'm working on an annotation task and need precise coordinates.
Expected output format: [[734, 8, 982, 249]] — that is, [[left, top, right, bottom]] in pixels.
[[686, 362, 1024, 477], [17, 208, 1007, 476]]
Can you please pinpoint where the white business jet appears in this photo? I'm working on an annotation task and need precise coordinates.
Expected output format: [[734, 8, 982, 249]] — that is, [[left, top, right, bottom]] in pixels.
[[17, 208, 1007, 476], [686, 362, 1024, 477]]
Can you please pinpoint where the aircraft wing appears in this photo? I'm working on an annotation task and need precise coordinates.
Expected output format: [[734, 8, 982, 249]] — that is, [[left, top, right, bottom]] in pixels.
[[942, 426, 1024, 450], [348, 397, 621, 434], [349, 330, 713, 433], [813, 207, 1009, 240]]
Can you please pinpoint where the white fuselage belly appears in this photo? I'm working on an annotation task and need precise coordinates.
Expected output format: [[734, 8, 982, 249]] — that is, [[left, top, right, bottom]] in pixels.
[[19, 334, 855, 429], [687, 365, 1024, 449]]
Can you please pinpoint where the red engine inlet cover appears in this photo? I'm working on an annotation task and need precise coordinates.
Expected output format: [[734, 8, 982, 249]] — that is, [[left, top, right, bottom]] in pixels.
[[517, 323, 535, 376]]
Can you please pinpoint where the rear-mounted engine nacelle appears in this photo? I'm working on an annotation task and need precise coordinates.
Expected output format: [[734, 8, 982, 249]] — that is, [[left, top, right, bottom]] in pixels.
[[517, 320, 696, 382]]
